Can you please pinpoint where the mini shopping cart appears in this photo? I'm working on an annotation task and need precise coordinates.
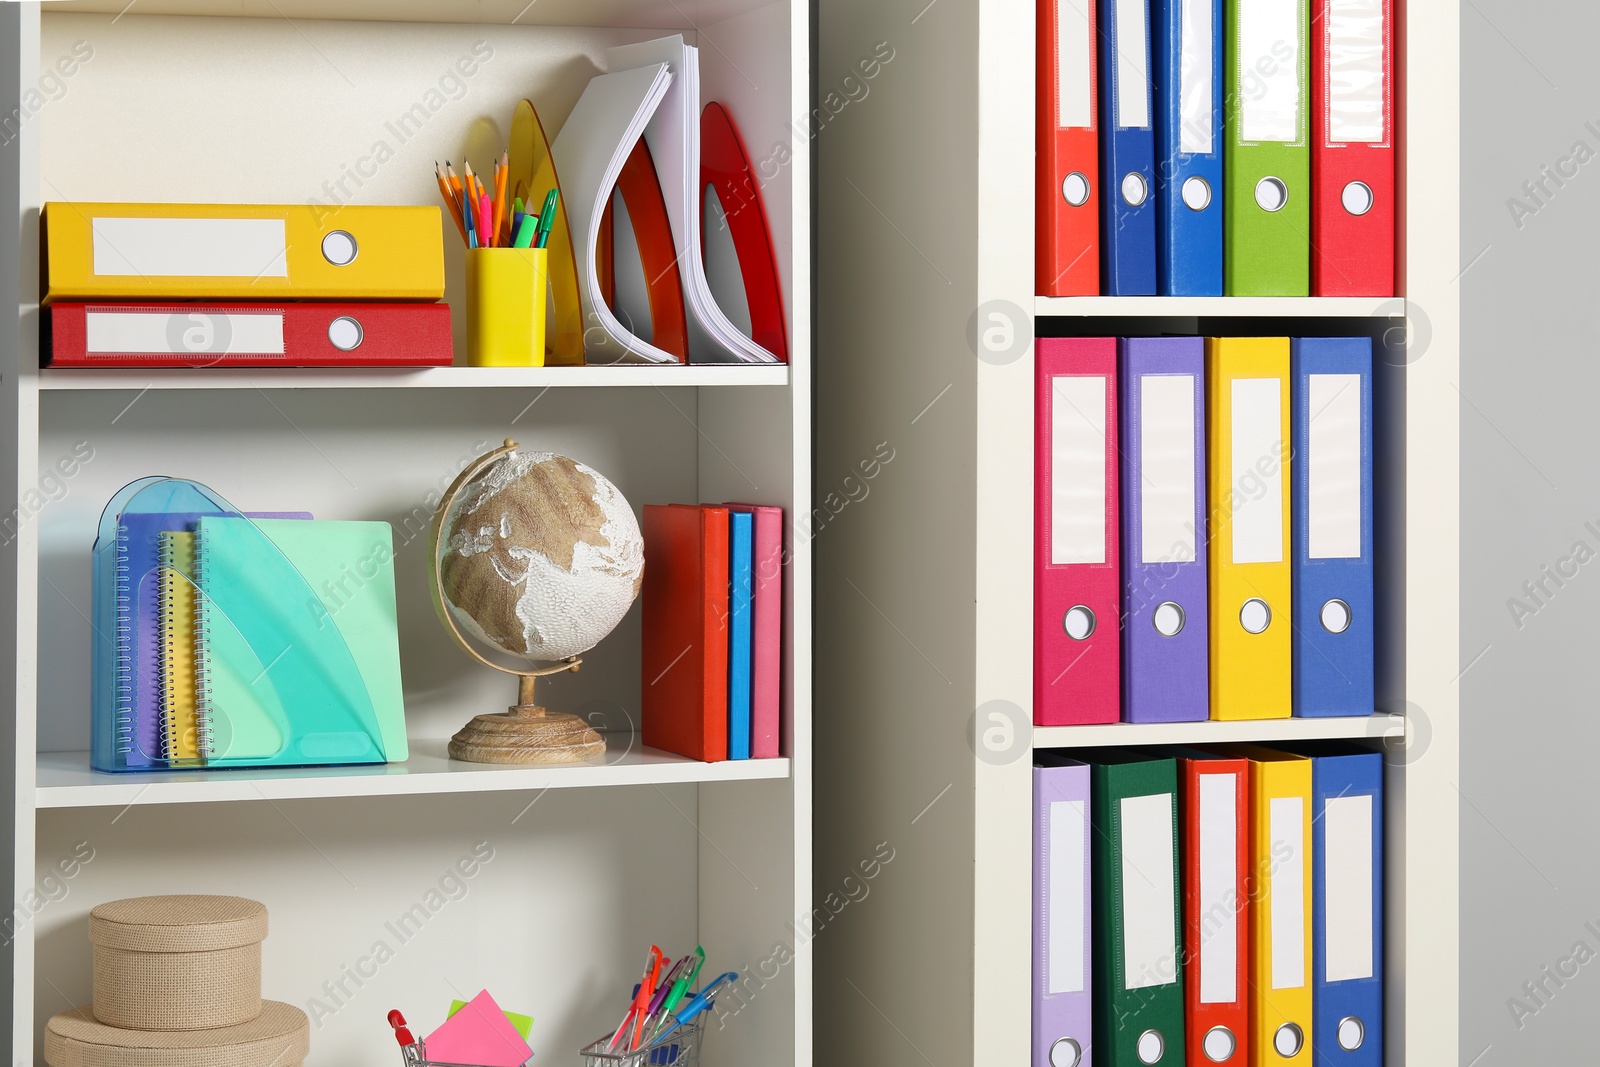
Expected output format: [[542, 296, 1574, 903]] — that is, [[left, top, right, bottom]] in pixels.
[[387, 1010, 536, 1067], [578, 1011, 709, 1067]]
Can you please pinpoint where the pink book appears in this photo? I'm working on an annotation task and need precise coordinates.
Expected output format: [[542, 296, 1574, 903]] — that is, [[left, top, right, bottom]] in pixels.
[[423, 990, 533, 1067], [727, 504, 783, 758]]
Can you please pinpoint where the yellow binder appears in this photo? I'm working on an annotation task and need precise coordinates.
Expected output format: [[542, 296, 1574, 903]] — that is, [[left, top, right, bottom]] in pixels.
[[1205, 336, 1292, 719], [42, 202, 444, 303]]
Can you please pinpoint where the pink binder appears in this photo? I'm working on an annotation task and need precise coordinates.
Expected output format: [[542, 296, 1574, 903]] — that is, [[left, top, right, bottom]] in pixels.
[[1035, 755, 1093, 1067], [727, 503, 782, 758]]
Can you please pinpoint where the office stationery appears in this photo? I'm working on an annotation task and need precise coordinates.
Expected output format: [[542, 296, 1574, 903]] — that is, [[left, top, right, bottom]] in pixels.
[[464, 190, 479, 249], [702, 101, 789, 360], [507, 97, 583, 365], [465, 248, 549, 367], [1153, 0, 1224, 294], [608, 945, 663, 1051], [447, 998, 534, 1041], [478, 190, 493, 249], [1224, 0, 1311, 295], [494, 151, 509, 245], [728, 508, 754, 760], [628, 946, 666, 1050], [726, 504, 782, 758], [158, 531, 201, 762], [654, 972, 739, 1041], [1088, 750, 1184, 1066], [46, 1002, 310, 1067], [1291, 337, 1374, 716], [1120, 337, 1207, 722], [424, 989, 534, 1067], [535, 188, 558, 249], [1035, 338, 1120, 725], [645, 954, 694, 1029], [1098, 0, 1159, 294], [436, 161, 468, 244], [41, 203, 444, 303], [1205, 337, 1291, 720], [642, 503, 730, 761], [1311, 0, 1394, 295], [46, 301, 453, 368], [653, 947, 706, 1036], [1036, 0, 1100, 296], [512, 215, 537, 249], [1033, 755, 1092, 1067]]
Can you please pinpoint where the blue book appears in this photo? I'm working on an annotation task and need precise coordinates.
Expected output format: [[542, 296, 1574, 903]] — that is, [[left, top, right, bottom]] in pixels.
[[727, 510, 753, 760], [1099, 0, 1159, 294], [1152, 0, 1223, 294], [1291, 336, 1374, 716]]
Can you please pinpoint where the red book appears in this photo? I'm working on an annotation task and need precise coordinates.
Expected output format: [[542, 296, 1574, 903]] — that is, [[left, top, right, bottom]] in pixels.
[[641, 504, 729, 762], [1036, 0, 1099, 296], [1179, 751, 1251, 1067], [1310, 0, 1395, 296], [45, 301, 453, 368]]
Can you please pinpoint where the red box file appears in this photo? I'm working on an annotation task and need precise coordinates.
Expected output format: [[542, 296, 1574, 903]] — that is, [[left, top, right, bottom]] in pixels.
[[1036, 0, 1100, 296]]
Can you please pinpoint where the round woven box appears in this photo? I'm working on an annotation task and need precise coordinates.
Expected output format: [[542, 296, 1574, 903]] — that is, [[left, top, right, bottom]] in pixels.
[[44, 1001, 307, 1067], [88, 895, 267, 1031]]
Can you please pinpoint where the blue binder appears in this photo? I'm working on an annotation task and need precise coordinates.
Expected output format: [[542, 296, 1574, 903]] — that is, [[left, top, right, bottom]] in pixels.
[[1291, 336, 1374, 716], [1098, 0, 1159, 294], [1152, 0, 1223, 294], [728, 509, 753, 760]]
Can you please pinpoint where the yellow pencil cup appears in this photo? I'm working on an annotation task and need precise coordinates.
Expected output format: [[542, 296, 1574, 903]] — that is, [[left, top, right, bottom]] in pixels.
[[466, 247, 547, 367]]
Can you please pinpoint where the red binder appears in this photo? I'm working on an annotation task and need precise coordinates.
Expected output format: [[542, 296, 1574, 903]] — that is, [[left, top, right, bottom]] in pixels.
[[1179, 752, 1251, 1066], [1311, 0, 1395, 296], [641, 504, 729, 762], [1036, 0, 1099, 296], [46, 302, 452, 368], [1034, 337, 1118, 725]]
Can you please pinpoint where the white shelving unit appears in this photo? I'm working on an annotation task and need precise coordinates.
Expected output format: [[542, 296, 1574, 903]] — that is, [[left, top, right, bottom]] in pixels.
[[817, 1, 1457, 1065], [1, 3, 811, 1064]]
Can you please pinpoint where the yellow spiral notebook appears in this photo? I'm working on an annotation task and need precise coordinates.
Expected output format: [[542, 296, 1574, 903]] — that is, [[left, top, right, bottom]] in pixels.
[[157, 531, 202, 762]]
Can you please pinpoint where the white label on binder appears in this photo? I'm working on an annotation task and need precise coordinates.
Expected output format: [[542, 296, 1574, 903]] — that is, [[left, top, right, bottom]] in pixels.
[[1121, 792, 1177, 990], [1198, 773, 1238, 1004], [1052, 376, 1107, 565], [1270, 796, 1306, 989], [1116, 0, 1151, 129], [92, 217, 289, 278], [84, 310, 285, 355], [1328, 0, 1386, 142], [1308, 373, 1362, 559], [1058, 0, 1095, 128], [1238, 0, 1302, 142], [1049, 798, 1088, 994], [1324, 794, 1375, 982], [1179, 0, 1215, 153], [1230, 378, 1284, 564], [1139, 375, 1196, 564]]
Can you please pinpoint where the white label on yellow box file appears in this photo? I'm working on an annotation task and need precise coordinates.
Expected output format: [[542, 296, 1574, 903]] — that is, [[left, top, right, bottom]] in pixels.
[[92, 217, 289, 278], [1324, 794, 1375, 982], [1198, 773, 1238, 1004], [1121, 792, 1177, 990], [1308, 373, 1363, 559], [1049, 799, 1088, 995], [1058, 0, 1094, 128], [1230, 378, 1284, 565], [1139, 375, 1197, 564], [1269, 795, 1306, 989], [85, 311, 285, 356], [1052, 376, 1107, 566]]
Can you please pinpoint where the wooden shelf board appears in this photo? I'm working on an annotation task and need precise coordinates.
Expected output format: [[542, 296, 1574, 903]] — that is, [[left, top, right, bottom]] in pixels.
[[1034, 296, 1405, 318], [37, 364, 789, 391], [1031, 713, 1404, 749]]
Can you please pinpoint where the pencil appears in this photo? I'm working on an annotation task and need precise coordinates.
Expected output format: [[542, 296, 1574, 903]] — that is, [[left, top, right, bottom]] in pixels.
[[493, 151, 509, 246], [435, 162, 468, 244]]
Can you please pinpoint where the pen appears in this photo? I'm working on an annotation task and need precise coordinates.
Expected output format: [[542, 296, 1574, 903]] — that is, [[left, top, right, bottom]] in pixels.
[[511, 214, 537, 249], [463, 191, 478, 249], [654, 972, 740, 1042], [629, 946, 666, 1050], [478, 190, 492, 249], [607, 945, 663, 1052], [639, 954, 693, 1036], [650, 945, 704, 1038], [534, 188, 558, 249]]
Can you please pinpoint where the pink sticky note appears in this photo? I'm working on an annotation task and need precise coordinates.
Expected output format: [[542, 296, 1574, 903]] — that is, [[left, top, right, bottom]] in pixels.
[[424, 989, 533, 1067]]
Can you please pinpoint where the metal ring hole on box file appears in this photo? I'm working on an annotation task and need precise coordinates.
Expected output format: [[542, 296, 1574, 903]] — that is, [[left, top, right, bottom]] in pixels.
[[1321, 598, 1352, 634], [1273, 1023, 1304, 1058], [1203, 1026, 1236, 1062], [327, 316, 363, 351], [1240, 598, 1271, 634], [1342, 181, 1375, 216], [1050, 1037, 1082, 1067], [1182, 176, 1212, 211], [1063, 605, 1096, 641], [1063, 171, 1091, 207], [1337, 1017, 1365, 1051], [1121, 172, 1149, 207], [1153, 601, 1185, 637], [1136, 1029, 1165, 1064], [1254, 176, 1288, 212], [321, 230, 358, 266]]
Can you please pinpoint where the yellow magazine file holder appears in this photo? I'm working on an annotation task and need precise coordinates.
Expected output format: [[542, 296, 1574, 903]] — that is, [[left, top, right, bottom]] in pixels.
[[507, 99, 583, 366]]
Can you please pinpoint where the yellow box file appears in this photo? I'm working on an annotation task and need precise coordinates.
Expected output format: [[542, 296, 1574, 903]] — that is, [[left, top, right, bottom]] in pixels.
[[1206, 336, 1292, 720], [41, 202, 444, 303], [465, 247, 548, 367]]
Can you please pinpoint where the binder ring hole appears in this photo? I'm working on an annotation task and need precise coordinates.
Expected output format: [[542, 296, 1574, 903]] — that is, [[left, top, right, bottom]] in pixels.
[[1254, 176, 1288, 212], [1273, 1023, 1304, 1058], [321, 230, 358, 266], [1203, 1026, 1236, 1062], [1182, 176, 1212, 211], [1136, 1029, 1165, 1064], [1320, 598, 1352, 634], [1121, 171, 1149, 207], [1341, 181, 1374, 216], [327, 316, 364, 351], [1063, 171, 1091, 207], [1063, 605, 1096, 641], [1153, 601, 1185, 637], [1240, 598, 1271, 634], [1050, 1037, 1083, 1067], [1337, 1017, 1365, 1051]]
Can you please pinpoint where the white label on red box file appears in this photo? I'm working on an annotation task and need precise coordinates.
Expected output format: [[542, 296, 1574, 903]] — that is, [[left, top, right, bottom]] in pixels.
[[1116, 0, 1151, 129], [1324, 794, 1375, 981], [1058, 0, 1094, 129], [1230, 378, 1284, 564], [1308, 373, 1363, 559], [1238, 0, 1302, 142], [1269, 796, 1307, 989], [85, 311, 286, 356], [1198, 773, 1239, 1004], [1051, 376, 1107, 566], [1120, 792, 1177, 990], [1328, 0, 1386, 143], [92, 217, 289, 277], [1179, 0, 1215, 153], [1049, 799, 1088, 995], [1139, 375, 1197, 564]]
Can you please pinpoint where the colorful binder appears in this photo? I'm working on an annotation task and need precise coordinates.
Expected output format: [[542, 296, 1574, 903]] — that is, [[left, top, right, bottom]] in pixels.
[[1176, 749, 1250, 1065], [1224, 0, 1311, 295], [42, 203, 444, 303], [641, 504, 730, 761], [1205, 337, 1291, 720], [1037, 0, 1101, 296], [1153, 0, 1224, 294], [1088, 750, 1184, 1066], [46, 302, 453, 368], [727, 503, 783, 758], [1099, 0, 1159, 294], [1034, 755, 1093, 1067], [1035, 338, 1120, 725], [1310, 0, 1394, 295], [1291, 337, 1374, 717], [728, 509, 754, 760], [1120, 337, 1207, 723]]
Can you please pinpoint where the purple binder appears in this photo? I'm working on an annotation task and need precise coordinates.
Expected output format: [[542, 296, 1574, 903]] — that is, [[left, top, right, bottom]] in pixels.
[[1119, 337, 1208, 722], [1034, 756, 1092, 1067]]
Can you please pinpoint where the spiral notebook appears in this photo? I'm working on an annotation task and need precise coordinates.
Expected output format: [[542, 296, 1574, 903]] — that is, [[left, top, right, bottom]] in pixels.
[[157, 531, 202, 762]]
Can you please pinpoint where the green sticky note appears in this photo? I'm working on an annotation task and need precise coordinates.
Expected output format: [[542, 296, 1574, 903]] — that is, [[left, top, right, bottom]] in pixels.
[[447, 999, 533, 1040]]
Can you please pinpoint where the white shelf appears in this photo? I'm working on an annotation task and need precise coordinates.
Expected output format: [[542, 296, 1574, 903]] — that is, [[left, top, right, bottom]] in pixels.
[[1031, 714, 1404, 750], [37, 364, 789, 391], [1034, 295, 1405, 318], [35, 738, 791, 808], [47, 0, 766, 28]]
